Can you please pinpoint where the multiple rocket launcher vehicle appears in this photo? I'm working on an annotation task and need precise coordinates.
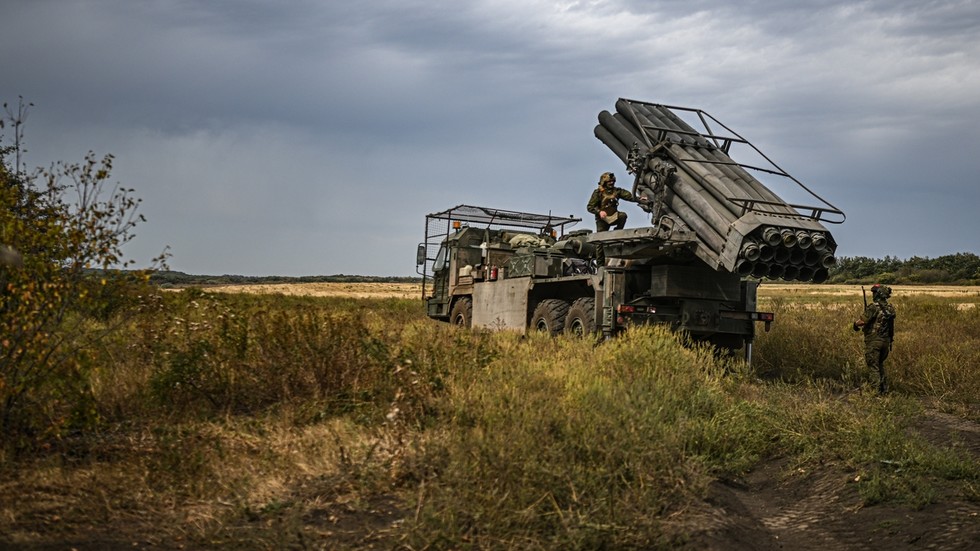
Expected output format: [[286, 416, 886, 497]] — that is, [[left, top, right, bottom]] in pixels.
[[418, 99, 844, 356]]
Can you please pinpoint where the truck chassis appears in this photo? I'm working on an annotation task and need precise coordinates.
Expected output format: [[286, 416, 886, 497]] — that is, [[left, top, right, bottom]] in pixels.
[[416, 205, 773, 361]]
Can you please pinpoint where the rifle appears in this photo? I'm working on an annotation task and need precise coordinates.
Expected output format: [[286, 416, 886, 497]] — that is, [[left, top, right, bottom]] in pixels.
[[853, 286, 867, 332]]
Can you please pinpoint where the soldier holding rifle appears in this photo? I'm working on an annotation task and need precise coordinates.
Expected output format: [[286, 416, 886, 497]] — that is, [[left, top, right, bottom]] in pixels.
[[853, 284, 896, 394]]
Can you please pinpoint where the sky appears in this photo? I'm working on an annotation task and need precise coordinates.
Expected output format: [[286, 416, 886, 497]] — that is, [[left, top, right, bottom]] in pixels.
[[2, 0, 979, 277]]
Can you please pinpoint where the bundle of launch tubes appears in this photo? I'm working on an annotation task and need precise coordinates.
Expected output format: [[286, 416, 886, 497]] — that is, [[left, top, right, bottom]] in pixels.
[[594, 98, 844, 283]]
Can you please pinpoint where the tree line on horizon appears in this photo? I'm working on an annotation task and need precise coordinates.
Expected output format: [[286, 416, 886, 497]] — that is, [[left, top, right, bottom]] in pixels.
[[149, 271, 421, 286], [827, 252, 980, 285], [147, 252, 980, 287]]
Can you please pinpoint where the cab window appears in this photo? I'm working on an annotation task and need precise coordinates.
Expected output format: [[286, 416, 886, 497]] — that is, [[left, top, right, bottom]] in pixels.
[[432, 244, 448, 272]]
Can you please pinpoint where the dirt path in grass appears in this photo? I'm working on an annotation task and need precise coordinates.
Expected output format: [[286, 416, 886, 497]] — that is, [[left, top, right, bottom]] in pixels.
[[680, 407, 980, 551]]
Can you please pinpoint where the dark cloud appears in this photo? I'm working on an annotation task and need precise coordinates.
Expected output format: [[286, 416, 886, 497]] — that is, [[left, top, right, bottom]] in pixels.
[[3, 0, 979, 275]]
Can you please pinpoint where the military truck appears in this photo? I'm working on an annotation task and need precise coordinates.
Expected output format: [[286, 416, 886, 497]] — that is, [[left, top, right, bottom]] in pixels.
[[416, 100, 844, 360]]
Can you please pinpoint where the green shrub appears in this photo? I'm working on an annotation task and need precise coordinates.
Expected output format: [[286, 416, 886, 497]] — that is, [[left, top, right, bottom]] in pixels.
[[1, 114, 163, 452]]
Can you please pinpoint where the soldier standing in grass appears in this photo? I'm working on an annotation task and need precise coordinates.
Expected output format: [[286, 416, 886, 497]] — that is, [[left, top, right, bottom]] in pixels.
[[853, 283, 896, 394]]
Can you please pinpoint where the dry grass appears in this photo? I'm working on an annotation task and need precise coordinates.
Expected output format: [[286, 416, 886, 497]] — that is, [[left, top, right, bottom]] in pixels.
[[762, 283, 980, 309], [204, 282, 422, 299], [2, 282, 978, 549], [205, 281, 980, 303]]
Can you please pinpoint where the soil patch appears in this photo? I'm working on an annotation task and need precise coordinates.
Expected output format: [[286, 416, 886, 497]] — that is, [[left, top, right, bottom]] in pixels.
[[679, 406, 980, 550]]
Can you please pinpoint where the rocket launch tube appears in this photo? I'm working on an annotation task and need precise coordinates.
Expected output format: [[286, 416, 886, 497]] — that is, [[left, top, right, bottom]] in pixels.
[[667, 178, 734, 249], [594, 125, 629, 163], [605, 109, 743, 222], [796, 231, 812, 249], [654, 105, 791, 208], [811, 233, 828, 251], [625, 101, 767, 207], [596, 114, 732, 250], [606, 110, 732, 212], [597, 111, 646, 159]]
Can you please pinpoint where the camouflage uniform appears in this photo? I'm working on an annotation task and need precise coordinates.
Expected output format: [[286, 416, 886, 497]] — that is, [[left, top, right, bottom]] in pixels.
[[587, 172, 643, 267], [587, 172, 640, 232], [854, 284, 896, 394]]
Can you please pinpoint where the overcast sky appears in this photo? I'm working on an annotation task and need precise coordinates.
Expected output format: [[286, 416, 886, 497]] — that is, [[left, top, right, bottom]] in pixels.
[[3, 0, 979, 276]]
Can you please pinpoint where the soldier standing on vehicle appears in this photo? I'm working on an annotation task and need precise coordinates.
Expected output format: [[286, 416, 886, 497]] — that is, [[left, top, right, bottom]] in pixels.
[[587, 172, 645, 232], [587, 172, 647, 268], [853, 283, 896, 394]]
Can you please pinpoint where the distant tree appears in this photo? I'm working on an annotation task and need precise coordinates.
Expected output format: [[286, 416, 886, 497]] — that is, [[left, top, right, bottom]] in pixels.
[[830, 253, 980, 284]]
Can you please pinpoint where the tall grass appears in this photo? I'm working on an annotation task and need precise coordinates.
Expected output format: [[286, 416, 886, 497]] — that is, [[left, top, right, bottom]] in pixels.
[[2, 287, 978, 549], [404, 327, 774, 549], [754, 293, 980, 406]]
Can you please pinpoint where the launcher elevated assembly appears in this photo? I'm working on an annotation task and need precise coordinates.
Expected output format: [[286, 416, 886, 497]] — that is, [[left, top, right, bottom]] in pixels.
[[594, 98, 843, 283]]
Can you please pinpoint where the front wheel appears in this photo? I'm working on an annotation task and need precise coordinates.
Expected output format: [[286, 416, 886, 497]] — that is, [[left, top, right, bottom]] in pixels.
[[530, 299, 569, 335], [449, 297, 473, 328]]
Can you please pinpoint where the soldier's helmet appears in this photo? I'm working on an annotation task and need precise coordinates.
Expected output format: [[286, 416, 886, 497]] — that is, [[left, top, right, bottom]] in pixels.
[[599, 172, 616, 187], [872, 284, 892, 300]]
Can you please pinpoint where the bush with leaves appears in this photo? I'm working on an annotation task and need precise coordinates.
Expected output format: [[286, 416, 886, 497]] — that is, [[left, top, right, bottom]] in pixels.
[[1, 101, 164, 452]]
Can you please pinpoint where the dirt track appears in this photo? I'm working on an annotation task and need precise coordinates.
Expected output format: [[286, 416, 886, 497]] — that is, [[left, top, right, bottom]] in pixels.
[[674, 404, 980, 551]]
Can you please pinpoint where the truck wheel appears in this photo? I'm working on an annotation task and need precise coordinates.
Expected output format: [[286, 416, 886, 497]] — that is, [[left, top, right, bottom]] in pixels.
[[450, 297, 473, 328], [530, 299, 569, 335], [565, 297, 596, 336]]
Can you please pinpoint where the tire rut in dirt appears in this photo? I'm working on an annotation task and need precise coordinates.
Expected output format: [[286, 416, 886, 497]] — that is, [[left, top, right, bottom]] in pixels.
[[911, 409, 980, 460], [687, 456, 980, 551]]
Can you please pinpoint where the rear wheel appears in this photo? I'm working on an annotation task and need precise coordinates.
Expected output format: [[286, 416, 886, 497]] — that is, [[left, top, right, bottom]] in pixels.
[[449, 297, 473, 328], [530, 299, 569, 335], [565, 297, 596, 336]]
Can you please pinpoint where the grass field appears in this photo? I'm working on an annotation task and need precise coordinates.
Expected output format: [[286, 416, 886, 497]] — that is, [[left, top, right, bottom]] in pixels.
[[1, 282, 977, 549], [206, 281, 980, 303], [203, 281, 422, 299]]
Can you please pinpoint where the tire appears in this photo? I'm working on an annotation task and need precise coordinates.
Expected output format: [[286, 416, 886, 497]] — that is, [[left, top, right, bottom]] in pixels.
[[449, 297, 473, 328], [530, 299, 569, 335], [565, 297, 596, 336]]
